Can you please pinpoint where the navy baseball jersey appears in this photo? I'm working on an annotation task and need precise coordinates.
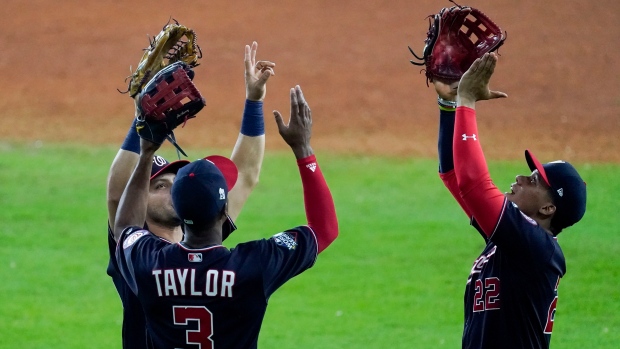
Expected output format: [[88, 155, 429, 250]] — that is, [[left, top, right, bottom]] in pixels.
[[116, 225, 318, 349], [463, 199, 565, 349], [107, 225, 151, 348]]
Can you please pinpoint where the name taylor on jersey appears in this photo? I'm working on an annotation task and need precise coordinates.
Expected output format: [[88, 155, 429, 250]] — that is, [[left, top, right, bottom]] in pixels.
[[152, 268, 236, 298]]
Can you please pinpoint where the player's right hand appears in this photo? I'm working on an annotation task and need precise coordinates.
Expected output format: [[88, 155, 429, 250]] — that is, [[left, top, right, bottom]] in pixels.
[[274, 85, 313, 159], [457, 53, 507, 104], [245, 41, 276, 102], [139, 136, 161, 154]]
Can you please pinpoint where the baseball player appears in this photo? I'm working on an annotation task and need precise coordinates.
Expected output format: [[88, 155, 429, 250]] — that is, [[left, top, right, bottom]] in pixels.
[[113, 85, 338, 348], [433, 53, 587, 348], [106, 42, 274, 348]]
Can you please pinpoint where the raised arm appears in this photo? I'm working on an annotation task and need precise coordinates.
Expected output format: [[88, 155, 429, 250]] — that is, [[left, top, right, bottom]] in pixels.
[[227, 42, 274, 221], [274, 86, 338, 253], [453, 53, 508, 237], [433, 79, 472, 217], [113, 138, 160, 241], [107, 116, 140, 229]]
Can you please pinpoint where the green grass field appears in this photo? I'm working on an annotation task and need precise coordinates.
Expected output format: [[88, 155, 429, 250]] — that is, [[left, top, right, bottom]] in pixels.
[[1, 141, 618, 348]]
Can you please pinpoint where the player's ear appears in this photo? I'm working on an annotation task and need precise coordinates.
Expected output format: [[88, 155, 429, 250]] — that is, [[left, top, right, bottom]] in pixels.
[[220, 203, 228, 218], [539, 203, 556, 217]]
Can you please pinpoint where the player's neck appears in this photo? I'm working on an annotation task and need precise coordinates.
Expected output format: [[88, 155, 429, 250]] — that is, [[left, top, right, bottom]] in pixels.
[[148, 222, 184, 243], [533, 217, 554, 236], [182, 229, 222, 249]]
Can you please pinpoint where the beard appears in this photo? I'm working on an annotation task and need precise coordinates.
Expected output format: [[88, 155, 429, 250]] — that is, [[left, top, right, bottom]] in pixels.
[[147, 205, 182, 228]]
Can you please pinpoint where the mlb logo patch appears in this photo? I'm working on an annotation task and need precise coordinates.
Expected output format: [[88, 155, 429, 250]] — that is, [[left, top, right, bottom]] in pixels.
[[188, 253, 203, 262]]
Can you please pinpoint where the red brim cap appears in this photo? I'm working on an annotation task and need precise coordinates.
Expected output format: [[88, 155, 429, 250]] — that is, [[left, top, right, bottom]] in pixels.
[[150, 159, 190, 180], [525, 149, 550, 187], [204, 155, 238, 191]]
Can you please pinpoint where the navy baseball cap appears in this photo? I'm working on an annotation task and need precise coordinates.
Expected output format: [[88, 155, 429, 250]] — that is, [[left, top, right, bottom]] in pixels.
[[150, 155, 190, 180], [525, 150, 587, 231], [171, 155, 238, 230]]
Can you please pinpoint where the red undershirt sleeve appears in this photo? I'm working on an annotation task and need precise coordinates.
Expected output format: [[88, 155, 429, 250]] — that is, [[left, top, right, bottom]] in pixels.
[[453, 106, 506, 237], [440, 170, 472, 217], [297, 155, 339, 253]]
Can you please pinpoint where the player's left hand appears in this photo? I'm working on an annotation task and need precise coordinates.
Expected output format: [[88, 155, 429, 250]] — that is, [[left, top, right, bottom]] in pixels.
[[274, 85, 313, 159], [457, 53, 507, 105], [432, 78, 459, 102], [245, 41, 275, 101]]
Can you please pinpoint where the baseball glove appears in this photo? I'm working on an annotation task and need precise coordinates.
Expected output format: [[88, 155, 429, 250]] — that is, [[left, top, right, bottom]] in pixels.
[[409, 1, 505, 84], [123, 20, 202, 97], [135, 61, 206, 156]]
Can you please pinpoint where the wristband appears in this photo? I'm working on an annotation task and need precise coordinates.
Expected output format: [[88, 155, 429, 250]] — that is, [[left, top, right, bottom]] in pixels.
[[437, 96, 457, 109], [240, 100, 265, 136], [120, 118, 140, 154]]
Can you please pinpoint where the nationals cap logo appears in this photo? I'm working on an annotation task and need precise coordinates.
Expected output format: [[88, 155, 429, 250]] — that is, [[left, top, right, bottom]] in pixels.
[[153, 155, 167, 167]]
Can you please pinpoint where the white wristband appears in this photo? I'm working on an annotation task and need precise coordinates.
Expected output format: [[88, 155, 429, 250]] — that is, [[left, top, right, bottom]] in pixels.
[[437, 97, 457, 109]]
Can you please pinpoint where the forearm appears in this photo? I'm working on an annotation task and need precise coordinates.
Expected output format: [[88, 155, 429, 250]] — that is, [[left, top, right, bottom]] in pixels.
[[113, 147, 155, 241], [228, 100, 266, 221], [453, 106, 504, 236], [453, 107, 490, 189], [438, 107, 456, 174], [437, 106, 472, 217], [107, 119, 140, 228], [297, 155, 338, 253], [229, 134, 265, 220], [107, 150, 139, 227]]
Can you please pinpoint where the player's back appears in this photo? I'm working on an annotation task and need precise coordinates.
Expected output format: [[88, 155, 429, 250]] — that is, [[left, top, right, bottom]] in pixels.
[[140, 243, 266, 348], [119, 226, 318, 349]]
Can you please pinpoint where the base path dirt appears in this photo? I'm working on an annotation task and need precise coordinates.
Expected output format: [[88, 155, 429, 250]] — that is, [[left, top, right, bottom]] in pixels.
[[1, 0, 618, 163]]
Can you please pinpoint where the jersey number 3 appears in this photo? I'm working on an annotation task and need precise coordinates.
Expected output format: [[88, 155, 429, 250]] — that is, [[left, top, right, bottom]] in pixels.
[[173, 306, 214, 349]]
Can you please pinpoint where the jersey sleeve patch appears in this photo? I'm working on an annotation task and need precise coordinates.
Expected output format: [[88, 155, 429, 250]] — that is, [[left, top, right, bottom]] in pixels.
[[272, 232, 298, 250], [122, 229, 148, 249]]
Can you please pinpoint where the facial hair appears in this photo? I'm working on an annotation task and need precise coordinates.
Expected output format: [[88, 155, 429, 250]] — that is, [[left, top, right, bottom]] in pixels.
[[147, 204, 182, 228]]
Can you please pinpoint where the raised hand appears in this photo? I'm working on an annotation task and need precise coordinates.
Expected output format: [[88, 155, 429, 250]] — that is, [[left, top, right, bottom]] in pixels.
[[244, 41, 276, 101], [274, 85, 313, 159], [457, 53, 507, 108], [432, 78, 459, 102]]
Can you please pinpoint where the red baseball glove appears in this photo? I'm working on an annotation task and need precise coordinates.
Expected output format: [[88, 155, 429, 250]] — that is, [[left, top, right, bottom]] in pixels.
[[135, 61, 205, 156], [409, 1, 506, 84]]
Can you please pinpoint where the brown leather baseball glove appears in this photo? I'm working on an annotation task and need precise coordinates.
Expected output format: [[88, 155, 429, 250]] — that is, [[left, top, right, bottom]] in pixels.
[[122, 19, 202, 97]]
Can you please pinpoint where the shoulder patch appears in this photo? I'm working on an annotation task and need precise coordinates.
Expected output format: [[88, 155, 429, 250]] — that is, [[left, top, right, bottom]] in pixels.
[[123, 231, 147, 249], [272, 232, 298, 250]]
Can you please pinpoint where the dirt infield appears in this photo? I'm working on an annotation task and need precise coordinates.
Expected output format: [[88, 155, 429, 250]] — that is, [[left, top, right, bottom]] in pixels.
[[1, 0, 618, 162]]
